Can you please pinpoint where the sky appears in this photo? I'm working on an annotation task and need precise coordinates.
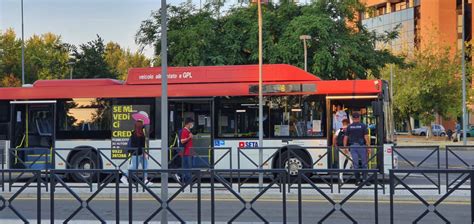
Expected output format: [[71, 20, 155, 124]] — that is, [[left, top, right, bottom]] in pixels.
[[0, 0, 197, 58]]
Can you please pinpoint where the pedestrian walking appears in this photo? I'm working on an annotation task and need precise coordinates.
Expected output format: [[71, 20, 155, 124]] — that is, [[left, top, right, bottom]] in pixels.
[[455, 122, 461, 142], [180, 117, 195, 184], [121, 119, 153, 186], [343, 112, 370, 186]]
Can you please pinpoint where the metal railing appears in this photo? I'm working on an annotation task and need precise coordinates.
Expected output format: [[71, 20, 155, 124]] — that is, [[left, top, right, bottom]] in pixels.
[[211, 169, 287, 223], [390, 169, 474, 224], [128, 169, 202, 223], [298, 169, 380, 224], [445, 145, 474, 191], [50, 169, 120, 223], [0, 169, 42, 223], [0, 168, 473, 223], [392, 146, 441, 193], [336, 146, 385, 194]]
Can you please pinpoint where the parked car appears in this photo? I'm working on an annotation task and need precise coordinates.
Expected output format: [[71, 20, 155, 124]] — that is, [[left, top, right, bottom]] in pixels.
[[411, 124, 446, 136], [466, 126, 474, 137]]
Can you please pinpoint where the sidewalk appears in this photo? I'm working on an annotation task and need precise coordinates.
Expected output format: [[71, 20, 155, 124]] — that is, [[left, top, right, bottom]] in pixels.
[[396, 135, 474, 147], [2, 182, 470, 203]]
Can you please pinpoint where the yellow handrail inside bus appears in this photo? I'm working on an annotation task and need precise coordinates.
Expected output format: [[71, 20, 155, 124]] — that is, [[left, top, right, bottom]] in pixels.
[[49, 146, 53, 167], [331, 130, 335, 166], [14, 134, 26, 164], [25, 105, 29, 147], [368, 126, 372, 169], [169, 133, 178, 160]]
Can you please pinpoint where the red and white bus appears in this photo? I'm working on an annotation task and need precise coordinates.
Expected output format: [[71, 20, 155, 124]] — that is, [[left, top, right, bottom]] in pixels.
[[0, 64, 395, 181]]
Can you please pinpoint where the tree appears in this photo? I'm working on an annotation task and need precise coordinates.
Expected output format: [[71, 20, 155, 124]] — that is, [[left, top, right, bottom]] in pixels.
[[72, 35, 116, 79], [0, 29, 22, 83], [104, 42, 124, 78], [25, 33, 72, 82], [1, 29, 72, 84], [136, 0, 402, 79], [382, 45, 465, 136], [1, 74, 21, 87], [105, 41, 151, 80]]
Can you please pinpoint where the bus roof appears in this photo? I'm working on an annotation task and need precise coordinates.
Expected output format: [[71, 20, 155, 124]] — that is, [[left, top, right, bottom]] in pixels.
[[126, 64, 320, 85], [0, 64, 383, 100]]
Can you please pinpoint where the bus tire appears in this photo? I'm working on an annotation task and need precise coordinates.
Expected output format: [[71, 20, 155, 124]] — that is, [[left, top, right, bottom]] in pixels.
[[274, 147, 312, 182], [69, 149, 100, 183]]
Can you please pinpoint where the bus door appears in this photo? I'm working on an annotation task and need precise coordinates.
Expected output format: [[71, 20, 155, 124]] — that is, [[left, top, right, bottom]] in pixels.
[[169, 98, 213, 168], [9, 101, 56, 169], [326, 96, 383, 169]]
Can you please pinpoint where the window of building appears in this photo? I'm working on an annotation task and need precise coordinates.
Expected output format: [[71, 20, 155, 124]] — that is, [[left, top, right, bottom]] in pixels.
[[395, 2, 407, 11], [458, 14, 464, 34], [57, 98, 112, 139], [376, 6, 386, 16]]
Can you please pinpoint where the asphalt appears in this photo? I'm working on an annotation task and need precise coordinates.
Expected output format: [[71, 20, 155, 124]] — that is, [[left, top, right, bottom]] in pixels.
[[1, 145, 473, 223], [0, 197, 471, 223], [1, 179, 472, 223]]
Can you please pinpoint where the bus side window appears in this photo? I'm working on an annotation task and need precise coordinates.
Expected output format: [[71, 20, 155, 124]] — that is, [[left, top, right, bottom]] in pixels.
[[56, 98, 112, 140], [216, 96, 266, 138], [0, 101, 10, 140], [268, 95, 325, 138]]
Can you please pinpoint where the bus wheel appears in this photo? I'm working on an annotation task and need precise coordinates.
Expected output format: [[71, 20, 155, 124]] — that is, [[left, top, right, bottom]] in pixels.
[[277, 149, 311, 182], [70, 151, 100, 183]]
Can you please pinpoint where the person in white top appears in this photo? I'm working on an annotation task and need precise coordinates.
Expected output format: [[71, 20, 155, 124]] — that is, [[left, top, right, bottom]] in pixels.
[[332, 119, 352, 181], [333, 105, 348, 131]]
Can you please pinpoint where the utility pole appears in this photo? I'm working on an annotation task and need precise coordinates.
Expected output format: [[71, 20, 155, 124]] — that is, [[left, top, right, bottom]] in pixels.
[[462, 0, 467, 145], [257, 0, 264, 190], [160, 0, 169, 221], [66, 61, 75, 80]]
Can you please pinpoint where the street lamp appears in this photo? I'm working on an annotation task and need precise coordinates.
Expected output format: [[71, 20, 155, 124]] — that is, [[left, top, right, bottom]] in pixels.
[[299, 35, 311, 72], [21, 0, 25, 85], [66, 61, 75, 80]]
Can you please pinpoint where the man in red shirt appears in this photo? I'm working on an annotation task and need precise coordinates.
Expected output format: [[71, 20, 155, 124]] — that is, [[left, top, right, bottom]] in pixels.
[[180, 117, 194, 184]]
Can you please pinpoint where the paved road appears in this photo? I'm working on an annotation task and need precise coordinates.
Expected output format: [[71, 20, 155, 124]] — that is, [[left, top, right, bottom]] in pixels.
[[0, 198, 471, 223], [2, 146, 474, 189], [394, 146, 474, 169], [392, 147, 474, 186]]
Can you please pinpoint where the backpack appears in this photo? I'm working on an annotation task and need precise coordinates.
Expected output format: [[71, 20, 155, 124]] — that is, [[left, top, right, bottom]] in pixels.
[[172, 129, 189, 148], [336, 128, 345, 146], [177, 129, 184, 147]]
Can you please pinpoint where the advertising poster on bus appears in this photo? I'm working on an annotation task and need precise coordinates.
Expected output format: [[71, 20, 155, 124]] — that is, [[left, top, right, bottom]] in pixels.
[[111, 105, 150, 159]]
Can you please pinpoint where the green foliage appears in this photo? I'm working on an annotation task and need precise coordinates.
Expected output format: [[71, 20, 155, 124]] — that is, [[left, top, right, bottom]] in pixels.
[[0, 29, 71, 85], [0, 30, 150, 84], [105, 42, 151, 80], [1, 74, 21, 87], [136, 1, 402, 79], [0, 29, 22, 81], [72, 35, 116, 79], [382, 46, 465, 128], [24, 33, 72, 82]]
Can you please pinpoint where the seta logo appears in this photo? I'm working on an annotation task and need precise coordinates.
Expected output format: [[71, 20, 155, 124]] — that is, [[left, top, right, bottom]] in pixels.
[[239, 141, 259, 148]]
